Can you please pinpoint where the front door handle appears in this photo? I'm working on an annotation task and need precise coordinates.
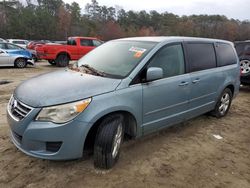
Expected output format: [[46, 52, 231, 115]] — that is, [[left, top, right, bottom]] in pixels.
[[192, 78, 200, 84], [179, 81, 189, 86]]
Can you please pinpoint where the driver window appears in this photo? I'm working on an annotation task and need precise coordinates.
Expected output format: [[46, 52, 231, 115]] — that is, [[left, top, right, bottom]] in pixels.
[[148, 44, 185, 78]]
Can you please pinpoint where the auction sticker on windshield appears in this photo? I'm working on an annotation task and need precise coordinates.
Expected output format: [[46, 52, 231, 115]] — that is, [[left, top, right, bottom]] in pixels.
[[129, 46, 147, 58]]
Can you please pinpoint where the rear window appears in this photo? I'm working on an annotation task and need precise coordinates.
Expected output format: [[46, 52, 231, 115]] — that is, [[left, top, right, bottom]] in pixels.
[[67, 38, 77, 46], [216, 43, 237, 66], [186, 43, 216, 72]]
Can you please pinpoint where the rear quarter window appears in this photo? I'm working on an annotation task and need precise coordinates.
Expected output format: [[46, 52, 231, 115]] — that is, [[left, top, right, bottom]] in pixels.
[[186, 43, 216, 72], [216, 43, 237, 66]]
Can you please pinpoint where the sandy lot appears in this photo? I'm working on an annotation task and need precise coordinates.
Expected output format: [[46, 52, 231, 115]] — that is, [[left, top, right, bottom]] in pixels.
[[0, 62, 250, 188]]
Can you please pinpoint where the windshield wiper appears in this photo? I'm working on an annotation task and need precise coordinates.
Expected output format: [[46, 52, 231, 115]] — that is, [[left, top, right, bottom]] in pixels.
[[80, 64, 106, 77]]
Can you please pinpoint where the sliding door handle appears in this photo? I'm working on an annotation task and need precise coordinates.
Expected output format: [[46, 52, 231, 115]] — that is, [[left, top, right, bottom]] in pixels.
[[179, 81, 189, 86], [192, 79, 200, 84]]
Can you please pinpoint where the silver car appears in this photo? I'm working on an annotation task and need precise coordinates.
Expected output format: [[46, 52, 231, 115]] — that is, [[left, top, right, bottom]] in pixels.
[[0, 42, 34, 68]]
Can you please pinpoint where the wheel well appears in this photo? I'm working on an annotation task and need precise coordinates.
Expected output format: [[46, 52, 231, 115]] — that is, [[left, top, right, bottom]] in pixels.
[[56, 52, 70, 60], [226, 84, 234, 95], [15, 57, 27, 61], [83, 111, 137, 154]]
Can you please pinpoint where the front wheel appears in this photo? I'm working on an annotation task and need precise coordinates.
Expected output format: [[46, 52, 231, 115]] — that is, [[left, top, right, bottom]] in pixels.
[[211, 88, 232, 118], [14, 58, 27, 68], [94, 114, 124, 169]]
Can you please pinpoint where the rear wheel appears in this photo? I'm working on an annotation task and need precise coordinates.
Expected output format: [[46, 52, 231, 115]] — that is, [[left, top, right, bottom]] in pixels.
[[55, 54, 69, 67], [94, 114, 124, 169], [211, 88, 232, 118], [14, 58, 27, 68], [240, 59, 250, 77]]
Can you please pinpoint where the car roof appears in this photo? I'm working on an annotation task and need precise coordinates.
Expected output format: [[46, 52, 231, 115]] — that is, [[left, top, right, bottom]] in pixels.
[[70, 36, 99, 40], [234, 41, 250, 45], [7, 39, 29, 41], [116, 36, 232, 44]]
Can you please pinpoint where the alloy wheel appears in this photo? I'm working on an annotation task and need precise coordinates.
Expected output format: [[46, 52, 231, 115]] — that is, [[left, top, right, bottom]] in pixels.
[[112, 123, 123, 158], [240, 60, 250, 75]]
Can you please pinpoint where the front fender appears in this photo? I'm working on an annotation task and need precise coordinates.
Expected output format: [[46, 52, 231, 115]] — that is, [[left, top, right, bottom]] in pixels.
[[76, 85, 143, 137]]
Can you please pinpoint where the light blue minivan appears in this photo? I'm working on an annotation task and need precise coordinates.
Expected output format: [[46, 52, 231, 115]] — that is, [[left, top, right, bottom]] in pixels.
[[7, 37, 240, 169]]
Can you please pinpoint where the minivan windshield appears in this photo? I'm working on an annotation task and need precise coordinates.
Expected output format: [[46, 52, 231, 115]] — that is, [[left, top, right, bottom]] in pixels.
[[75, 40, 157, 78]]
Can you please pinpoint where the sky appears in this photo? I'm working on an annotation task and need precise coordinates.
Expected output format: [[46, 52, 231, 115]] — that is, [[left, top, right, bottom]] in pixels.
[[63, 0, 250, 21]]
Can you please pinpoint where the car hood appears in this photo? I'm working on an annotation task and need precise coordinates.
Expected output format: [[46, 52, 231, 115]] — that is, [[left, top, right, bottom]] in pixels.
[[14, 70, 121, 107]]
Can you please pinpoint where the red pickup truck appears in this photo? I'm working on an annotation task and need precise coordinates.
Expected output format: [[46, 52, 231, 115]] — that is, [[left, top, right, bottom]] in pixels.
[[36, 37, 103, 67]]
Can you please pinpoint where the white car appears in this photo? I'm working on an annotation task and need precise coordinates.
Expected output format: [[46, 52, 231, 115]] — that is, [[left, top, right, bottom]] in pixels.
[[0, 38, 7, 42], [7, 39, 29, 48]]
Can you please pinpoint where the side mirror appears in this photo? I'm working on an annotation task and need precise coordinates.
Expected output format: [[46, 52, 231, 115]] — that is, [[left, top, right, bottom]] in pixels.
[[0, 50, 5, 54], [146, 67, 163, 82]]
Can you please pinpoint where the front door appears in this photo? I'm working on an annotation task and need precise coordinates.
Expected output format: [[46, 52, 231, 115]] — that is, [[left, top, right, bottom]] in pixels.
[[142, 43, 190, 134], [0, 51, 10, 66]]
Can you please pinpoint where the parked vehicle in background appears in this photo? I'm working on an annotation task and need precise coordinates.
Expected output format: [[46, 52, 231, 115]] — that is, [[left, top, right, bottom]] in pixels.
[[7, 37, 240, 169], [0, 38, 7, 42], [7, 39, 29, 49], [234, 41, 250, 85], [53, 41, 67, 45], [26, 40, 51, 50], [0, 42, 34, 68], [35, 36, 103, 67]]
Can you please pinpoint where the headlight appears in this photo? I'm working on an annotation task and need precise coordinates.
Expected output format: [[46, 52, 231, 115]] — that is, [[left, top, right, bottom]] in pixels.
[[36, 98, 91, 124]]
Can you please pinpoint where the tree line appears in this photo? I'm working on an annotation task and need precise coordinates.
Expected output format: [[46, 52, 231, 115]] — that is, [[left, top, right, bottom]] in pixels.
[[0, 0, 250, 41]]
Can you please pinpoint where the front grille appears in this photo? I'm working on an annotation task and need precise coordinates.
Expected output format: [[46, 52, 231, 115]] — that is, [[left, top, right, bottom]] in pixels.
[[8, 96, 33, 121]]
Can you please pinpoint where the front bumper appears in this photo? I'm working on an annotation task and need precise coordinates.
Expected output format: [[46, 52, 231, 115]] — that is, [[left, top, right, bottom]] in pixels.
[[27, 58, 35, 65], [7, 102, 90, 160]]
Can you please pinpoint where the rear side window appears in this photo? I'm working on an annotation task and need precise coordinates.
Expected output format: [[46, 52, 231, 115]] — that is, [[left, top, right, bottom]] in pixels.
[[0, 43, 6, 49], [216, 43, 237, 66], [186, 43, 216, 72]]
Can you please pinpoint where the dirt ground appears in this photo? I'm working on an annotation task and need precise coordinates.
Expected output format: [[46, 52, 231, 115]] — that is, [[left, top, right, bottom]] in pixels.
[[0, 62, 250, 188]]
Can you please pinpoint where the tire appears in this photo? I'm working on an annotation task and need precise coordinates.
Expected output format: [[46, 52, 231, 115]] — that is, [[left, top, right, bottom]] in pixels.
[[14, 58, 27, 68], [48, 60, 56, 65], [240, 59, 250, 77], [55, 54, 69, 67], [211, 88, 232, 118], [94, 114, 124, 169]]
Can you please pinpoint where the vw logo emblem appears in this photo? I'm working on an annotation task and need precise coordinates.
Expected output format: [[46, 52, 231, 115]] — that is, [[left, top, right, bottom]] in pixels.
[[13, 100, 18, 108]]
